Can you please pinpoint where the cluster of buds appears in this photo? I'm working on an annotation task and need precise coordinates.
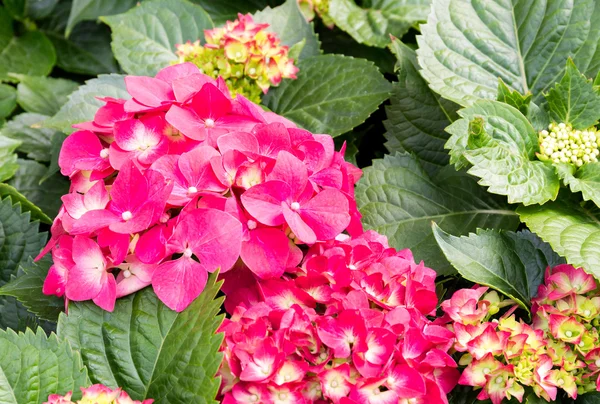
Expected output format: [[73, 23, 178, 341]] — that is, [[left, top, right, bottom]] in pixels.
[[45, 384, 152, 404], [538, 122, 600, 166], [444, 264, 600, 404], [39, 62, 361, 313], [175, 14, 298, 103], [218, 231, 459, 403], [298, 0, 334, 28]]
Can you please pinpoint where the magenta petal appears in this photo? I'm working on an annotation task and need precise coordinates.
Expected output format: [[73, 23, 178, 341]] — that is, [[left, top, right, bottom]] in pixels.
[[241, 228, 289, 279], [191, 83, 232, 120], [165, 105, 207, 141], [240, 180, 291, 226], [136, 225, 168, 264], [69, 209, 119, 234], [155, 62, 199, 84], [216, 131, 259, 156], [178, 146, 224, 192], [299, 189, 350, 240], [58, 131, 105, 176], [92, 274, 116, 312], [125, 76, 174, 107], [269, 151, 309, 200], [254, 123, 292, 158], [152, 257, 208, 312], [65, 264, 104, 302], [172, 73, 215, 102]]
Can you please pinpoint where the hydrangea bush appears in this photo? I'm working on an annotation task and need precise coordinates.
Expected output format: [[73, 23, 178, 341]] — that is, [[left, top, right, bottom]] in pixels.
[[2, 0, 600, 404]]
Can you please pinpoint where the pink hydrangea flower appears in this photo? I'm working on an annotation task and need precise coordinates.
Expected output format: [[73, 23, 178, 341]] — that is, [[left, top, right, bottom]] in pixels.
[[44, 384, 153, 404]]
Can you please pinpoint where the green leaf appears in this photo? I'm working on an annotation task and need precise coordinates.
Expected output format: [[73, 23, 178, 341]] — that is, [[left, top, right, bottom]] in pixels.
[[0, 84, 16, 120], [58, 273, 225, 403], [0, 328, 89, 403], [0, 184, 52, 224], [253, 0, 320, 60], [3, 0, 58, 20], [0, 30, 56, 82], [445, 100, 560, 205], [45, 74, 128, 134], [0, 196, 46, 286], [0, 296, 56, 334], [8, 160, 69, 219], [1, 113, 56, 162], [355, 152, 519, 275], [433, 225, 564, 309], [384, 39, 458, 177], [41, 131, 66, 183], [546, 59, 600, 129], [66, 0, 137, 36], [102, 0, 214, 77], [417, 0, 600, 107], [0, 256, 64, 323], [0, 136, 20, 183], [190, 0, 276, 25], [556, 162, 600, 208], [329, 0, 429, 48], [14, 75, 78, 116], [497, 79, 532, 117], [578, 392, 600, 403], [517, 198, 600, 279], [263, 54, 391, 136]]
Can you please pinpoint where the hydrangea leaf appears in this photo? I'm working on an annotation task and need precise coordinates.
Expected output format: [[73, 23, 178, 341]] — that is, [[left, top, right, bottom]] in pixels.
[[1, 113, 56, 161], [556, 162, 600, 208], [496, 79, 532, 117], [329, 0, 429, 48], [518, 199, 600, 278], [545, 59, 600, 130], [578, 392, 600, 403], [0, 328, 89, 403], [102, 0, 214, 77], [12, 75, 78, 116], [0, 196, 46, 285], [3, 0, 58, 21], [263, 54, 391, 136], [0, 184, 52, 224], [191, 0, 276, 25], [0, 296, 56, 333], [433, 225, 564, 309], [8, 159, 69, 219], [253, 0, 321, 60], [57, 273, 224, 403], [445, 100, 560, 205], [0, 84, 16, 119], [0, 136, 20, 183], [384, 39, 458, 177], [0, 256, 64, 323], [355, 152, 519, 275], [65, 0, 137, 37], [417, 0, 600, 107], [0, 30, 56, 82], [45, 74, 128, 134]]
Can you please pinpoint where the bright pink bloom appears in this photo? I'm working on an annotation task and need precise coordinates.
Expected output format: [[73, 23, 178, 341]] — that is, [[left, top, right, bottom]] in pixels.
[[58, 130, 112, 178]]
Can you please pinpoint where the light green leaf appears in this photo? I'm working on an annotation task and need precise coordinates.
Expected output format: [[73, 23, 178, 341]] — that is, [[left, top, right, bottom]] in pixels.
[[0, 328, 89, 403], [66, 0, 137, 36], [0, 296, 56, 334], [556, 162, 600, 208], [8, 160, 69, 219], [0, 84, 16, 119], [0, 257, 64, 323], [518, 199, 600, 278], [102, 0, 214, 76], [263, 54, 391, 136], [496, 79, 532, 117], [253, 0, 320, 60], [433, 225, 564, 309], [190, 0, 276, 25], [58, 273, 224, 403], [1, 113, 56, 162], [0, 30, 56, 82], [0, 136, 20, 183], [546, 59, 600, 129], [417, 0, 600, 107], [445, 100, 560, 205], [355, 152, 519, 275], [0, 184, 52, 224], [384, 39, 458, 177], [329, 0, 429, 48], [0, 196, 46, 286], [45, 74, 128, 134], [13, 75, 78, 116]]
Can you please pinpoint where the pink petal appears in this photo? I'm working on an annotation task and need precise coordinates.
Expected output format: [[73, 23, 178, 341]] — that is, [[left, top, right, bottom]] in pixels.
[[125, 76, 174, 107], [240, 228, 289, 279], [282, 203, 317, 244], [178, 146, 225, 192], [155, 62, 199, 85], [43, 265, 67, 297], [58, 131, 106, 176], [216, 131, 259, 156], [165, 105, 207, 141], [66, 263, 104, 302], [240, 180, 291, 226], [299, 189, 350, 240], [386, 364, 426, 398], [254, 123, 292, 158], [172, 73, 215, 102], [92, 274, 116, 312], [269, 151, 309, 200], [191, 83, 232, 120], [69, 209, 119, 234], [152, 257, 208, 312], [136, 225, 169, 264]]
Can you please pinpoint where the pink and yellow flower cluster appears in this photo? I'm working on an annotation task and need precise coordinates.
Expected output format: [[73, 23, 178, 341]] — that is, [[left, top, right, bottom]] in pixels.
[[175, 14, 298, 103], [39, 62, 360, 313], [443, 264, 600, 404], [218, 231, 459, 403], [45, 384, 152, 404]]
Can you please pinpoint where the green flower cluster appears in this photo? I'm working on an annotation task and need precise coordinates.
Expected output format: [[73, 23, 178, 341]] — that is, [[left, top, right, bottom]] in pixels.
[[538, 122, 600, 166]]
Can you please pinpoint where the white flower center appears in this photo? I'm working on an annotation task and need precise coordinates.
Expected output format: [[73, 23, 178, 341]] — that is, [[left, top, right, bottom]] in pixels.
[[372, 388, 380, 396], [348, 264, 357, 270], [290, 202, 300, 211], [123, 269, 132, 278], [183, 248, 193, 258], [595, 359, 600, 367], [247, 220, 257, 230], [495, 377, 503, 384], [205, 118, 215, 128], [250, 395, 259, 403], [249, 67, 256, 75], [331, 380, 338, 388], [585, 310, 591, 316], [557, 378, 564, 385], [236, 52, 242, 58], [187, 186, 198, 195], [483, 368, 490, 374], [122, 211, 133, 221], [565, 331, 573, 338], [100, 148, 109, 158]]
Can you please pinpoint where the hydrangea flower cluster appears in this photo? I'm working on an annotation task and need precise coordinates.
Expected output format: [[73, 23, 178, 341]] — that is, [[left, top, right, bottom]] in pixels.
[[444, 264, 600, 404], [38, 62, 361, 313], [45, 384, 152, 404], [538, 122, 600, 166], [298, 0, 334, 28], [175, 14, 298, 103], [218, 231, 460, 403]]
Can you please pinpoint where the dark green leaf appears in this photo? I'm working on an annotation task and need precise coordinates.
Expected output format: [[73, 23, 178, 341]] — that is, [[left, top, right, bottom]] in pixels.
[[0, 84, 16, 119], [329, 0, 429, 48], [66, 0, 137, 36], [1, 113, 56, 161], [356, 152, 519, 275], [102, 0, 214, 76], [190, 0, 277, 25], [384, 39, 458, 177], [253, 0, 320, 60], [45, 74, 128, 134], [263, 54, 391, 136], [3, 0, 58, 20], [0, 183, 52, 224], [58, 273, 224, 403], [41, 131, 66, 183], [578, 392, 600, 403], [497, 79, 532, 117], [0, 136, 20, 183], [14, 75, 78, 116], [0, 296, 56, 334], [0, 328, 89, 403]]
